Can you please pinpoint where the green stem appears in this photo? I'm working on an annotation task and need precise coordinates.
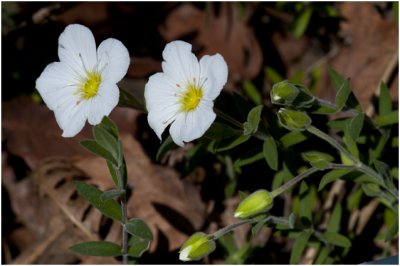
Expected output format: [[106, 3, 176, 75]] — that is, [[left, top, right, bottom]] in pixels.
[[270, 167, 319, 198], [116, 166, 128, 264], [211, 219, 255, 239]]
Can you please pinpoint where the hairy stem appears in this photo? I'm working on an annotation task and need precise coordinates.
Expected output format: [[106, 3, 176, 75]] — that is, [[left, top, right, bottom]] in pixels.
[[116, 166, 128, 264]]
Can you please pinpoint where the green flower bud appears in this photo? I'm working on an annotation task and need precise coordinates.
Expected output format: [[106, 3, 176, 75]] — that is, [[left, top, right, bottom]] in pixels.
[[179, 232, 216, 261], [277, 108, 312, 131], [234, 189, 273, 219], [271, 81, 314, 108]]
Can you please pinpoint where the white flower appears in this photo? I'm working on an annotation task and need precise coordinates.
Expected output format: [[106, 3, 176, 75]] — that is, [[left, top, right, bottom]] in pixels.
[[144, 40, 228, 147], [36, 24, 130, 137]]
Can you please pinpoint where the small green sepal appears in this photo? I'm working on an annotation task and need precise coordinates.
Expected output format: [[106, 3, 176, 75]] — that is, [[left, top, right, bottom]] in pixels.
[[179, 232, 216, 261]]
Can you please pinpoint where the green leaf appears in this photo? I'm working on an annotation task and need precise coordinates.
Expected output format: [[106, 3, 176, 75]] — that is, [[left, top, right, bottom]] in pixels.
[[156, 136, 176, 162], [343, 125, 359, 158], [215, 134, 250, 152], [93, 125, 119, 161], [128, 235, 150, 258], [290, 230, 312, 264], [74, 181, 122, 221], [234, 151, 264, 170], [315, 246, 330, 264], [126, 218, 153, 241], [70, 241, 122, 257], [335, 78, 351, 111], [329, 69, 360, 110], [243, 80, 262, 105], [327, 203, 342, 232], [301, 151, 334, 170], [99, 116, 119, 139], [322, 232, 351, 248], [263, 136, 278, 170], [118, 88, 146, 112], [299, 181, 312, 223], [319, 169, 353, 191], [384, 212, 398, 242], [348, 113, 364, 140], [379, 82, 392, 116], [80, 140, 118, 166], [292, 8, 313, 38], [280, 131, 308, 148], [376, 111, 399, 127], [264, 66, 283, 83], [346, 188, 363, 210], [101, 189, 125, 201], [243, 105, 264, 135], [106, 161, 119, 186]]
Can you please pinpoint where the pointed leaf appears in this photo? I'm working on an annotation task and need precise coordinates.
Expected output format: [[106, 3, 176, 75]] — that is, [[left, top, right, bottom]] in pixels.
[[74, 181, 122, 221], [243, 80, 262, 105], [126, 218, 153, 241], [204, 122, 238, 141], [290, 230, 312, 264], [263, 136, 278, 170], [243, 105, 264, 135], [327, 203, 342, 232], [234, 151, 264, 169], [292, 8, 313, 38], [348, 113, 364, 140], [322, 232, 351, 248], [80, 140, 118, 166], [319, 169, 353, 191], [280, 131, 308, 148], [215, 134, 250, 152], [99, 116, 119, 139], [93, 125, 119, 161], [376, 111, 399, 127], [335, 78, 351, 111], [70, 241, 122, 257], [101, 189, 125, 201]]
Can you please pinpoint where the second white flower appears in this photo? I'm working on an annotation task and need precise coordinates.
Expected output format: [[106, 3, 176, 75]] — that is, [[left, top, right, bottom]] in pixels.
[[144, 40, 228, 147]]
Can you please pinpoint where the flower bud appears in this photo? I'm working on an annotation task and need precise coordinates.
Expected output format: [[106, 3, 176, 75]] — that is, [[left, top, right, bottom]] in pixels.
[[277, 108, 312, 131], [179, 232, 216, 261], [234, 189, 273, 219], [271, 81, 314, 108]]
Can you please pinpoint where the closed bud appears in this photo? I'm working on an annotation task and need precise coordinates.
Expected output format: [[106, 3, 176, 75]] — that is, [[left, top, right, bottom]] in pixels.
[[234, 189, 273, 219], [277, 108, 312, 131], [179, 232, 216, 261], [271, 81, 314, 108]]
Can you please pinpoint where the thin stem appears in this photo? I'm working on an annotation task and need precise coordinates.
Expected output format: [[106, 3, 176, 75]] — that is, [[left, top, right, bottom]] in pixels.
[[211, 219, 255, 239], [270, 167, 319, 198], [306, 126, 359, 166], [214, 107, 244, 129], [116, 166, 128, 264]]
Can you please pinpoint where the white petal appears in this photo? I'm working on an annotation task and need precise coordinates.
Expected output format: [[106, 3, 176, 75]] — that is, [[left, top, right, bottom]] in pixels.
[[179, 246, 192, 261], [199, 54, 228, 99], [169, 113, 186, 147], [58, 24, 97, 76], [147, 103, 180, 141], [144, 72, 180, 111], [161, 40, 199, 85], [97, 38, 130, 83], [36, 62, 80, 110], [54, 100, 88, 137], [182, 102, 216, 142], [87, 82, 119, 125]]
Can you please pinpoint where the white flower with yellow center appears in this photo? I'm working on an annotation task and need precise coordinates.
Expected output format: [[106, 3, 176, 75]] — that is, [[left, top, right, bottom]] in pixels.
[[145, 40, 228, 147], [36, 24, 130, 137]]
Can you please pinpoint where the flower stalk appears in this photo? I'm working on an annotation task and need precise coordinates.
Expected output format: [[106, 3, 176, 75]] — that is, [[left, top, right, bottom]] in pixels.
[[115, 166, 128, 264]]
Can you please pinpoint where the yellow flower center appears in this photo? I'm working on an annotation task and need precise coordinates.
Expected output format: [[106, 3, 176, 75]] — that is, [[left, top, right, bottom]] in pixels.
[[180, 83, 203, 112], [79, 72, 102, 100]]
